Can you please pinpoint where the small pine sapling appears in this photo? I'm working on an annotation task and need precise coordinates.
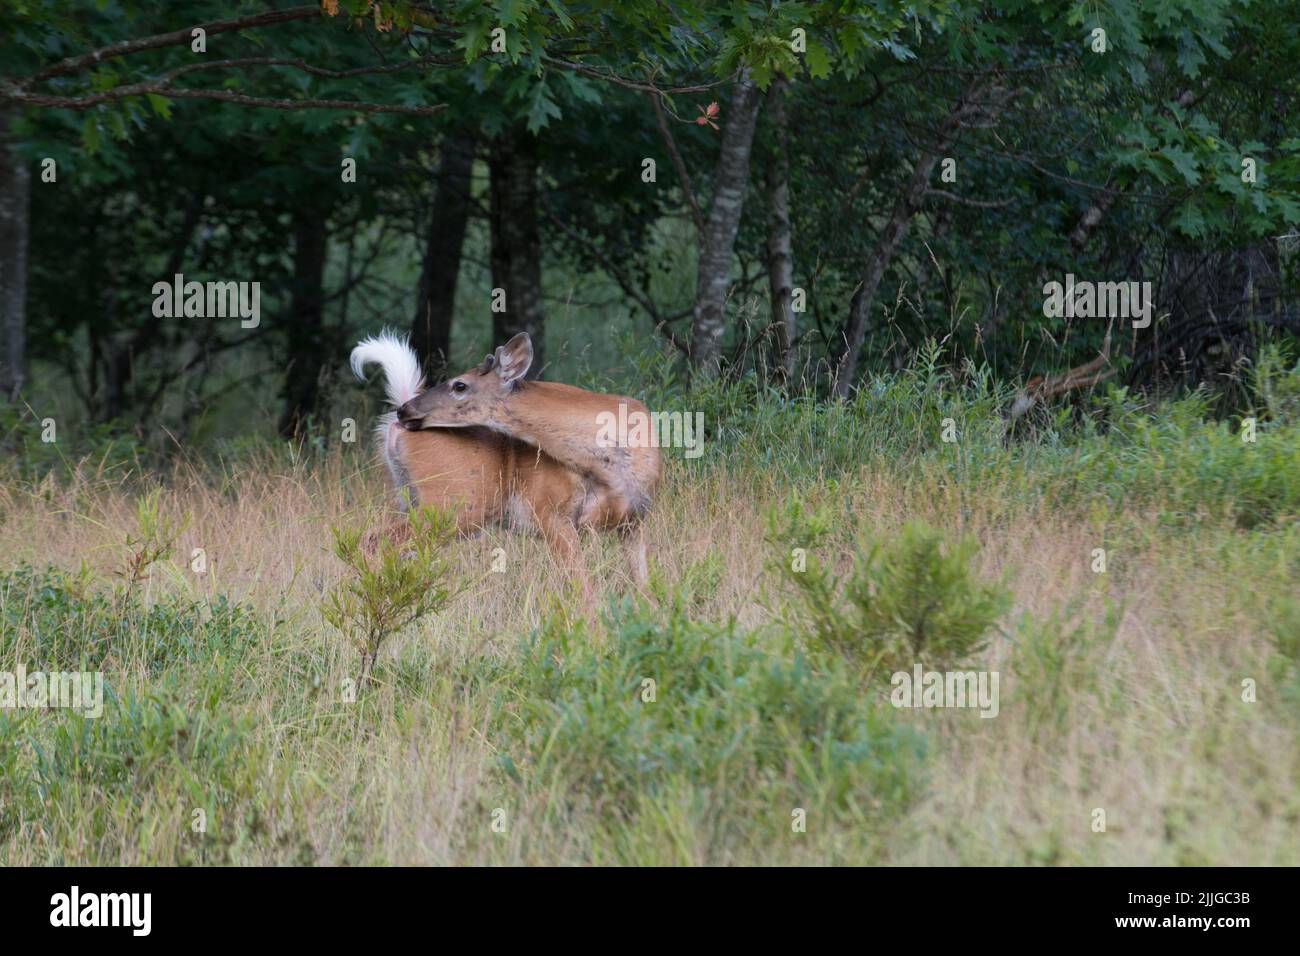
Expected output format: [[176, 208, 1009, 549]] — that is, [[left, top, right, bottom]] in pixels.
[[323, 506, 461, 686]]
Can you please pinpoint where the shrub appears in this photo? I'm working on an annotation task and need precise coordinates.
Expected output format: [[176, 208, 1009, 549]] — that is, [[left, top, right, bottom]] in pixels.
[[0, 402, 145, 483], [322, 506, 461, 685], [0, 567, 273, 860], [0, 686, 268, 862], [484, 596, 927, 840], [1252, 343, 1300, 426], [0, 564, 265, 676], [775, 512, 1010, 675]]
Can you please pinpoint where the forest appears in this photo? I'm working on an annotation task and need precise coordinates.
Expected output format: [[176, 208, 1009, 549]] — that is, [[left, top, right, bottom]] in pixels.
[[0, 1, 1298, 869]]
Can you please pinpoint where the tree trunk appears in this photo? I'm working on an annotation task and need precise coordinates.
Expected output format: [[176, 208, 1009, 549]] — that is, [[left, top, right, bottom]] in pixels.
[[278, 205, 330, 438], [690, 73, 762, 376], [764, 76, 795, 381], [1068, 178, 1122, 253], [488, 131, 544, 375], [412, 133, 475, 379], [834, 151, 941, 398], [102, 196, 201, 422], [834, 85, 996, 398], [0, 107, 30, 403]]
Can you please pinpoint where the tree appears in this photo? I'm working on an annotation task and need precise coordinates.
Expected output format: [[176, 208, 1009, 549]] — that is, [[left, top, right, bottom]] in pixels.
[[411, 131, 476, 377], [689, 74, 762, 376], [764, 75, 795, 379], [0, 106, 28, 402], [489, 128, 546, 374]]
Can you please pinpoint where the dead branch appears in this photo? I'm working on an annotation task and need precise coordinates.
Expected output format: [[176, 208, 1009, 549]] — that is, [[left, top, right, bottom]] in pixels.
[[1009, 323, 1115, 419], [649, 90, 706, 237]]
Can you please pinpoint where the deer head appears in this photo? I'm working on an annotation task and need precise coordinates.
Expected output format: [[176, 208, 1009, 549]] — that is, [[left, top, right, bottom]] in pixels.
[[396, 333, 533, 431]]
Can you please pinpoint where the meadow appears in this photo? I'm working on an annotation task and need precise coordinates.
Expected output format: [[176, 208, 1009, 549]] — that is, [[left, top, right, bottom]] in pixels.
[[1, 344, 1298, 866]]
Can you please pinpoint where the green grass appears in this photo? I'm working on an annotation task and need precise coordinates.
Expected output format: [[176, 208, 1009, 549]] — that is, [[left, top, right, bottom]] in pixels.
[[0, 343, 1297, 865]]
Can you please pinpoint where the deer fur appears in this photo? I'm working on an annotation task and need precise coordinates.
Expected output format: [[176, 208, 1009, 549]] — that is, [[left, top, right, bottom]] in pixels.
[[351, 332, 653, 603]]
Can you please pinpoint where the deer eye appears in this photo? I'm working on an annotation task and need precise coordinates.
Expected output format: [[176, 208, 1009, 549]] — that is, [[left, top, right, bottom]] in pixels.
[[452, 380, 468, 393]]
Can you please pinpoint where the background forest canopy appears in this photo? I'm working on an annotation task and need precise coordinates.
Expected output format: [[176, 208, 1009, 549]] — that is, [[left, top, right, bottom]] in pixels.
[[1, 0, 1299, 456]]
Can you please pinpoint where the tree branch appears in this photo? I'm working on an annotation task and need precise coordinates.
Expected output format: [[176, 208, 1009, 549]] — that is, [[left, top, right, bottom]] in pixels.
[[8, 84, 446, 114], [649, 90, 706, 237], [14, 5, 323, 88], [1009, 322, 1115, 419], [542, 56, 722, 95], [925, 188, 1014, 209], [541, 206, 690, 354], [162, 53, 462, 80]]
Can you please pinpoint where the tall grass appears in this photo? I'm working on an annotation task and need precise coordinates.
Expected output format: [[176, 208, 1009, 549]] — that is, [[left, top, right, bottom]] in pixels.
[[0, 345, 1297, 864]]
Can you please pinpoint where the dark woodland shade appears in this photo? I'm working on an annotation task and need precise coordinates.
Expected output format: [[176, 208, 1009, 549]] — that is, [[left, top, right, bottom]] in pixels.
[[1, 1, 1296, 441]]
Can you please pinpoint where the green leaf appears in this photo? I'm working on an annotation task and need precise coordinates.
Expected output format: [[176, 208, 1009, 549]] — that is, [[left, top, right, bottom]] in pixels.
[[459, 19, 490, 62], [81, 116, 101, 154], [1158, 146, 1200, 186], [559, 71, 602, 105], [1274, 194, 1300, 224], [525, 82, 561, 134], [497, 0, 532, 29], [805, 38, 833, 79], [1171, 203, 1206, 238], [543, 0, 573, 30], [146, 94, 172, 120]]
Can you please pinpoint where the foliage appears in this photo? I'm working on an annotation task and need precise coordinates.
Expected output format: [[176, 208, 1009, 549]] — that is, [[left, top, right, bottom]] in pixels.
[[0, 563, 264, 676], [483, 594, 928, 839], [322, 506, 461, 683], [0, 563, 273, 858], [0, 369, 1297, 863], [118, 488, 184, 591], [773, 510, 1010, 674], [5, 1, 1299, 439]]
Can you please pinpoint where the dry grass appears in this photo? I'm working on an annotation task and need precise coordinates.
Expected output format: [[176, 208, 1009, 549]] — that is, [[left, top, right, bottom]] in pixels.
[[0, 437, 1296, 866]]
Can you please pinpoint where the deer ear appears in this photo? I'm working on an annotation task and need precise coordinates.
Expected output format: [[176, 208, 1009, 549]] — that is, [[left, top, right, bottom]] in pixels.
[[493, 333, 533, 385]]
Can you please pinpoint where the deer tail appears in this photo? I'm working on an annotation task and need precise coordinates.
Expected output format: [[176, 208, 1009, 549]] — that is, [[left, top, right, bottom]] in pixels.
[[351, 330, 425, 406]]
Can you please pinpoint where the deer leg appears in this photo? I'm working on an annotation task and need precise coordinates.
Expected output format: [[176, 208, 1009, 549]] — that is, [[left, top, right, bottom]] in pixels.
[[362, 516, 416, 559], [538, 512, 596, 608], [620, 521, 649, 589]]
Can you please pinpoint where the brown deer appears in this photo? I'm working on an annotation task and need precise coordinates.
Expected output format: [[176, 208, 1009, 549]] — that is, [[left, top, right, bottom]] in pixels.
[[351, 332, 658, 603], [395, 332, 662, 524]]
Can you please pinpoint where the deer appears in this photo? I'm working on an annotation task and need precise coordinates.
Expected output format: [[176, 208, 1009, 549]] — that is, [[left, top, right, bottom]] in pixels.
[[350, 331, 659, 605]]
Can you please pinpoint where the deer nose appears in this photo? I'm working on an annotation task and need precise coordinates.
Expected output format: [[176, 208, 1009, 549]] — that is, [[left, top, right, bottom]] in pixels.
[[396, 402, 418, 426]]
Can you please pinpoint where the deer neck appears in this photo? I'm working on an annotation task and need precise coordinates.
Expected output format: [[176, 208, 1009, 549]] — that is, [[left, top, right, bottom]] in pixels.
[[496, 388, 629, 485]]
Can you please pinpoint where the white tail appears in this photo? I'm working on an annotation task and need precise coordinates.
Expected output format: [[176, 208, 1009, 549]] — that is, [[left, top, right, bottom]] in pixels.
[[350, 331, 425, 407]]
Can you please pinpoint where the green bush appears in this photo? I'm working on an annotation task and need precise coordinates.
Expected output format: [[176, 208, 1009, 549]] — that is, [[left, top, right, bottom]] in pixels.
[[0, 564, 266, 677], [1252, 343, 1300, 426], [484, 596, 927, 837], [602, 338, 1300, 530], [1056, 388, 1300, 527], [0, 686, 268, 862], [0, 402, 144, 483], [322, 505, 461, 686], [775, 513, 1010, 675]]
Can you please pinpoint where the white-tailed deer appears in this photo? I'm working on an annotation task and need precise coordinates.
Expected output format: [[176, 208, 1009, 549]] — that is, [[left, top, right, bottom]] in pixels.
[[395, 332, 661, 522], [351, 332, 658, 603]]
